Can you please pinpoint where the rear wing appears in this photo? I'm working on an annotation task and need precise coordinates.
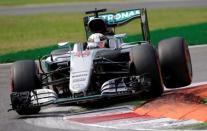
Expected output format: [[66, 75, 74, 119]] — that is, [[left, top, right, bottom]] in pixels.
[[87, 9, 140, 26], [83, 8, 150, 42]]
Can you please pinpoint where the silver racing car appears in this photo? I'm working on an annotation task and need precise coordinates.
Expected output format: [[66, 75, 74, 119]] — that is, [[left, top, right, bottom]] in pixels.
[[9, 8, 192, 115]]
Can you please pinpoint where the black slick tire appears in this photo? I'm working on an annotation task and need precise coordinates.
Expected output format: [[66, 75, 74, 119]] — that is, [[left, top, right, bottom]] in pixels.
[[130, 44, 164, 98], [11, 60, 41, 115], [158, 37, 192, 88]]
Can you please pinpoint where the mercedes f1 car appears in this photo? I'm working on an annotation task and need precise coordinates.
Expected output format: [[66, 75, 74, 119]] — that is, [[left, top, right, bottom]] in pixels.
[[9, 8, 192, 115]]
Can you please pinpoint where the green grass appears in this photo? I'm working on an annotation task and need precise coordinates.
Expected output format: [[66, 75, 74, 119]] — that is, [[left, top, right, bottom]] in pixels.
[[116, 7, 207, 35], [172, 123, 207, 130], [0, 12, 85, 55], [202, 99, 207, 104], [0, 0, 118, 6], [125, 22, 207, 47], [0, 7, 207, 55], [0, 45, 57, 63], [1, 22, 206, 63], [0, 7, 207, 62]]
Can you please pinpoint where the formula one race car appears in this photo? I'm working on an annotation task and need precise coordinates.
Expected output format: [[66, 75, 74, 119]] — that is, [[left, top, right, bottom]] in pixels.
[[9, 8, 192, 115]]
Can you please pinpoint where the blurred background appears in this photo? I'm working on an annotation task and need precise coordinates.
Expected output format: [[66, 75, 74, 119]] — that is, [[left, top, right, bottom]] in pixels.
[[0, 0, 206, 62]]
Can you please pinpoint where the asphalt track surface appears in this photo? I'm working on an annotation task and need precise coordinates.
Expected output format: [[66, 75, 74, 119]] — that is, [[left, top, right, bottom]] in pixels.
[[0, 45, 207, 131], [0, 0, 207, 15], [0, 0, 207, 130]]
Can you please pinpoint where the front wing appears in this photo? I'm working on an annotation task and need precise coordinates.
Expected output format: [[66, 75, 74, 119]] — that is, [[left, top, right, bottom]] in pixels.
[[10, 74, 151, 111]]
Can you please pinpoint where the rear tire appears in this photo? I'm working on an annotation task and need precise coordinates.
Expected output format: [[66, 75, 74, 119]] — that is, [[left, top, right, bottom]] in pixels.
[[11, 60, 41, 115], [130, 44, 164, 98], [158, 37, 192, 88]]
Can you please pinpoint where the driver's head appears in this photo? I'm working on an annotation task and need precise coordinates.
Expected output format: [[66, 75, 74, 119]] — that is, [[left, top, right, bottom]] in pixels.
[[87, 33, 107, 49]]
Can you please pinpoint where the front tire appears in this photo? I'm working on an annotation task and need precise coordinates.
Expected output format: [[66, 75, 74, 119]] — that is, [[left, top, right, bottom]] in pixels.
[[11, 60, 41, 115], [130, 44, 164, 97], [158, 37, 192, 88]]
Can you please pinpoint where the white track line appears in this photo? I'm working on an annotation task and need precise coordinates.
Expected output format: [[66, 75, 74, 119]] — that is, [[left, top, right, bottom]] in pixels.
[[189, 44, 207, 48], [74, 116, 201, 131], [187, 81, 207, 87], [0, 63, 12, 66], [164, 81, 207, 92]]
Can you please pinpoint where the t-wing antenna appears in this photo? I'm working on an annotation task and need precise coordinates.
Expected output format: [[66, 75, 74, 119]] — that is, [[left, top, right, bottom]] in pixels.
[[85, 8, 107, 18]]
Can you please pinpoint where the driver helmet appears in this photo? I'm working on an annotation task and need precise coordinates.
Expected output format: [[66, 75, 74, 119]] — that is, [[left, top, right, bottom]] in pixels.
[[87, 33, 107, 49]]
